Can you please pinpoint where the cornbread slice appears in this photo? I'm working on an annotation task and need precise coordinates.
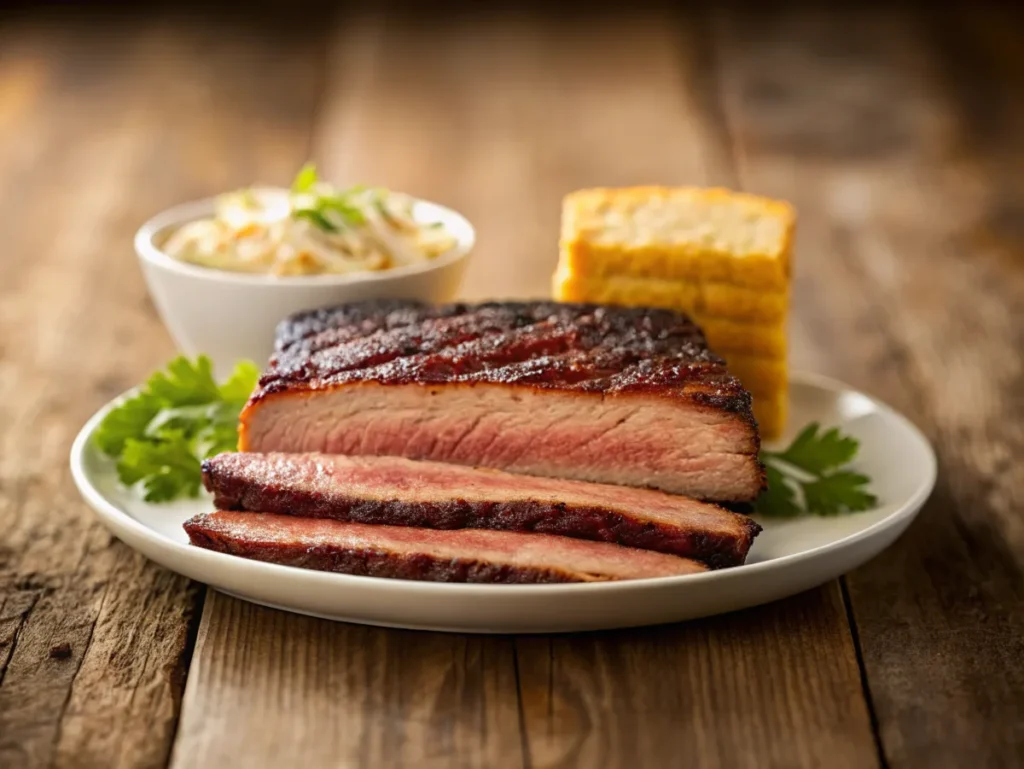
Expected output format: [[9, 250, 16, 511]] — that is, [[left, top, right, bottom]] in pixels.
[[721, 354, 788, 396], [550, 269, 786, 322], [553, 266, 699, 317], [695, 317, 787, 359], [702, 282, 788, 323], [553, 269, 786, 358], [560, 186, 795, 290]]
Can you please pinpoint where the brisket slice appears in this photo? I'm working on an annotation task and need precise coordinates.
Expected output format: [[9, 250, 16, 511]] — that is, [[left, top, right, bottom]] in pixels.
[[203, 452, 760, 568], [240, 300, 764, 502], [184, 512, 708, 583]]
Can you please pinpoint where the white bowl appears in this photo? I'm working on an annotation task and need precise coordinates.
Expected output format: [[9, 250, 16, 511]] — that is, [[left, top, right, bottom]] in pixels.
[[135, 193, 475, 374]]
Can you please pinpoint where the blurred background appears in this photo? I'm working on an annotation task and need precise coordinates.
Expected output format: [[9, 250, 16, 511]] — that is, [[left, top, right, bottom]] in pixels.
[[0, 0, 1020, 374]]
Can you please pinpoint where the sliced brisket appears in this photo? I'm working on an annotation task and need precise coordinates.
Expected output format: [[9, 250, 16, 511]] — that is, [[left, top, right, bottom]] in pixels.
[[184, 511, 708, 583], [203, 452, 760, 568], [240, 300, 764, 502]]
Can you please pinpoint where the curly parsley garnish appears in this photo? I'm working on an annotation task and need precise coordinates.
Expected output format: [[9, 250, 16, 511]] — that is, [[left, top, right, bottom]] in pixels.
[[756, 422, 877, 517], [93, 356, 259, 502]]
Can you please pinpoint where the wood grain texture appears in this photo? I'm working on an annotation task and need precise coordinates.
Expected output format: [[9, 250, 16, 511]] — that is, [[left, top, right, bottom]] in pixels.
[[0, 12, 322, 769], [171, 592, 523, 769], [171, 10, 877, 769], [516, 584, 876, 769], [708, 6, 1024, 767]]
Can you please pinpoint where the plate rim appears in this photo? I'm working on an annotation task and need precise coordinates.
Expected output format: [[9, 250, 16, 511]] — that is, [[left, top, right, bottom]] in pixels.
[[70, 370, 937, 597]]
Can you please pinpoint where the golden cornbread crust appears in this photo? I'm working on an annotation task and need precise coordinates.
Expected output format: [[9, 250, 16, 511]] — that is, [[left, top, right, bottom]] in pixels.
[[553, 270, 787, 358], [551, 269, 786, 322], [560, 186, 796, 290], [718, 354, 788, 396]]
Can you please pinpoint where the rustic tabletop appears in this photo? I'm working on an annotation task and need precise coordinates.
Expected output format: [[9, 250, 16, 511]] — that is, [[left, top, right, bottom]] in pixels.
[[1, 4, 1021, 768]]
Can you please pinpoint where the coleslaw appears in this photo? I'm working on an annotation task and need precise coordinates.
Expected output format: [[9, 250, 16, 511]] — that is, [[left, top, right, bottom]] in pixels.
[[161, 165, 457, 276]]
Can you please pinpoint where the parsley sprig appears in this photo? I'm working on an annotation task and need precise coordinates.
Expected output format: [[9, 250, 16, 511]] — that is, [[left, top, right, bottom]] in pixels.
[[756, 422, 877, 517], [290, 163, 382, 232], [93, 357, 259, 502]]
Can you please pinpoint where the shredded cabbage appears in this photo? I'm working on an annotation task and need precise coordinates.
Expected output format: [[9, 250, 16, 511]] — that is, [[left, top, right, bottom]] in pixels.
[[162, 165, 457, 276]]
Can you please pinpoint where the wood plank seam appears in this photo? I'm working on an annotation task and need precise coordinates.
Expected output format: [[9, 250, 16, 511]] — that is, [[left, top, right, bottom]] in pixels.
[[839, 578, 889, 769], [163, 588, 208, 767], [511, 643, 532, 769]]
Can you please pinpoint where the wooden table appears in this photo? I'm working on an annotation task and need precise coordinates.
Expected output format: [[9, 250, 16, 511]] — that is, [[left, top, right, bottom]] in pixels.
[[1, 4, 1021, 768]]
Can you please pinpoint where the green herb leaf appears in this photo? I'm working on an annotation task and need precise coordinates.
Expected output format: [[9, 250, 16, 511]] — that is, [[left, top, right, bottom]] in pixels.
[[145, 404, 213, 440], [319, 195, 367, 225], [756, 423, 876, 517], [291, 163, 319, 193], [802, 471, 877, 515], [757, 464, 802, 517], [294, 207, 340, 232], [145, 355, 221, 407], [196, 417, 243, 459], [763, 422, 859, 475], [93, 357, 257, 503], [117, 431, 203, 502], [219, 360, 260, 404], [290, 168, 378, 232], [94, 391, 164, 457]]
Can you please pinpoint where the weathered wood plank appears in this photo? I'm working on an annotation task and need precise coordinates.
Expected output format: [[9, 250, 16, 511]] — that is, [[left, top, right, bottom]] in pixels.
[[709, 7, 1024, 767], [0, 13, 322, 769], [171, 593, 524, 769], [173, 11, 877, 769], [516, 584, 875, 769]]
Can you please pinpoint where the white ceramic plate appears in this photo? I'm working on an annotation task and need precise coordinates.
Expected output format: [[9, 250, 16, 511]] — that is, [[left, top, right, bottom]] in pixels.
[[70, 372, 935, 634]]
